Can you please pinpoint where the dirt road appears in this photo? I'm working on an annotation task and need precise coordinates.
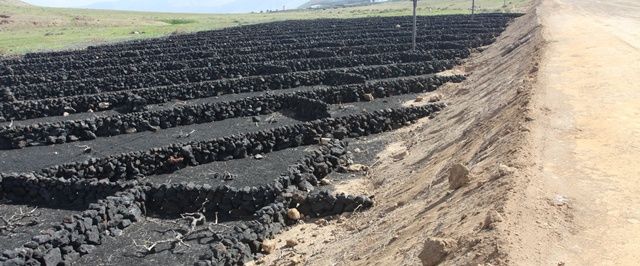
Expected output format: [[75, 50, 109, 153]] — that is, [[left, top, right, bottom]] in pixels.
[[512, 0, 640, 264]]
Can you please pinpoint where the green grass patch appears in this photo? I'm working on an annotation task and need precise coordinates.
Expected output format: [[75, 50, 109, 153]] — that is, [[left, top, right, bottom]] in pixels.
[[159, 18, 196, 25], [0, 0, 529, 55]]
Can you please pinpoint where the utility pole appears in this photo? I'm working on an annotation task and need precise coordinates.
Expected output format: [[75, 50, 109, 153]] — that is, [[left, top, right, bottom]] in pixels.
[[412, 0, 417, 51], [471, 0, 475, 14]]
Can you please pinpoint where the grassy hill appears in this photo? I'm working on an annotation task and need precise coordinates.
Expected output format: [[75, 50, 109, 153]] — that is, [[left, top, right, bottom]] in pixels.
[[299, 0, 377, 9], [0, 0, 528, 55], [0, 0, 29, 6]]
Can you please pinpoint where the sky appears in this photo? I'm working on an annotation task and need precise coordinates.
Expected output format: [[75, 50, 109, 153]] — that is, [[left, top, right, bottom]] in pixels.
[[22, 0, 310, 13]]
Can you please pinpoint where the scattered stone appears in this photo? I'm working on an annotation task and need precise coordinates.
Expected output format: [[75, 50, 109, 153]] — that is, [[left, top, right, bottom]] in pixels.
[[97, 102, 110, 109], [418, 237, 457, 266], [363, 93, 375, 102], [498, 164, 517, 177], [261, 240, 276, 254], [167, 156, 184, 165], [448, 163, 470, 190], [285, 239, 298, 248], [347, 164, 368, 172], [319, 179, 332, 186], [223, 172, 235, 181], [551, 195, 569, 206], [392, 150, 408, 161], [319, 137, 332, 145], [254, 154, 264, 160], [353, 148, 362, 153], [252, 116, 261, 122], [84, 131, 97, 140], [62, 112, 70, 117], [428, 94, 443, 102], [43, 248, 62, 266], [483, 210, 504, 230], [78, 244, 96, 255], [415, 96, 425, 102], [287, 208, 301, 221], [315, 219, 328, 226], [82, 146, 92, 153], [125, 128, 137, 134], [297, 180, 314, 192]]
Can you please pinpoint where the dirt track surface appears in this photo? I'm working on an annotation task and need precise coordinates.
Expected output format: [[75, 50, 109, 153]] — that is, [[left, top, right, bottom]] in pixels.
[[508, 0, 640, 264]]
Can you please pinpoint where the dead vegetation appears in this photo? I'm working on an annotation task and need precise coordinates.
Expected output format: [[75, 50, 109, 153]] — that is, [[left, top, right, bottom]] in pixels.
[[0, 207, 39, 235], [132, 200, 222, 254]]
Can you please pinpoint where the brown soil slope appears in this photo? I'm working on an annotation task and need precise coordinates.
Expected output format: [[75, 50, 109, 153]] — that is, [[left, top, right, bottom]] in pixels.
[[251, 6, 543, 266]]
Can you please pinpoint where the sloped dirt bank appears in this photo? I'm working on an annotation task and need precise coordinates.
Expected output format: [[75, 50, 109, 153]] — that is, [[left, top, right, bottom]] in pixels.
[[250, 6, 543, 266]]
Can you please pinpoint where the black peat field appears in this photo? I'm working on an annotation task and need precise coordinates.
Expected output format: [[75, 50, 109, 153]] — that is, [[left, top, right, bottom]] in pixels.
[[0, 14, 518, 265]]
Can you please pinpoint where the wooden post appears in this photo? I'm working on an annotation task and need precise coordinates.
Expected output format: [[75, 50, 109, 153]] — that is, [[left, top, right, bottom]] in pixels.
[[471, 0, 475, 14], [412, 0, 417, 51]]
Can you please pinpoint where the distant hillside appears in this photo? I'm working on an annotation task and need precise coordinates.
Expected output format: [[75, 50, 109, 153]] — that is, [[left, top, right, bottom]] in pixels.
[[300, 0, 389, 9], [83, 0, 307, 13], [1, 0, 527, 55], [0, 0, 30, 6]]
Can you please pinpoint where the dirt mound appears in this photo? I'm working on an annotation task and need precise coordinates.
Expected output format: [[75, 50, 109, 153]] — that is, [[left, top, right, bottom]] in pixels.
[[251, 5, 544, 266]]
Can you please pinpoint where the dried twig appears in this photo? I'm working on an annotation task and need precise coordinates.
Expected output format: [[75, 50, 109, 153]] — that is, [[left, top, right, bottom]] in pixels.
[[0, 207, 39, 234], [75, 144, 92, 153], [181, 212, 205, 230], [175, 129, 196, 139], [133, 230, 190, 252], [133, 200, 209, 253]]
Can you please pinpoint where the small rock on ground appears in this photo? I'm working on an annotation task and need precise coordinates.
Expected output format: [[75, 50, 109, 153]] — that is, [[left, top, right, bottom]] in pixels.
[[285, 239, 299, 248], [483, 210, 504, 230], [261, 240, 276, 254], [315, 218, 328, 226], [363, 93, 375, 101], [428, 94, 443, 102], [347, 164, 368, 172], [287, 208, 301, 220], [498, 164, 517, 177], [418, 237, 457, 266], [448, 163, 470, 190]]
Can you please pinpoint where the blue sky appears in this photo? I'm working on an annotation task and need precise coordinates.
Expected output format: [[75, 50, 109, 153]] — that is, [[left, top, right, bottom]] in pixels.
[[22, 0, 310, 13]]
